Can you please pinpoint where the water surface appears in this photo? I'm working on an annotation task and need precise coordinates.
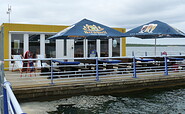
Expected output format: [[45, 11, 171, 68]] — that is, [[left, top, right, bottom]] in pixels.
[[21, 86, 185, 114]]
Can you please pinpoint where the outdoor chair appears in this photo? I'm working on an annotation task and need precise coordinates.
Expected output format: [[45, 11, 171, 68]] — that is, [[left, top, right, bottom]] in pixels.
[[12, 55, 34, 77], [35, 55, 52, 76], [11, 55, 23, 72], [35, 55, 49, 69]]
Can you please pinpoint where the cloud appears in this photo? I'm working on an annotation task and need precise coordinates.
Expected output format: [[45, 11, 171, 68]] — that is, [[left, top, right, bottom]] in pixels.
[[1, 0, 185, 44]]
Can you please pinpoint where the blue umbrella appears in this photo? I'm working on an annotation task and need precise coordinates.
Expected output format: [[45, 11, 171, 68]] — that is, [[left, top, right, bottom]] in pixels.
[[125, 20, 185, 38], [48, 18, 125, 57], [48, 18, 125, 40], [124, 20, 185, 55]]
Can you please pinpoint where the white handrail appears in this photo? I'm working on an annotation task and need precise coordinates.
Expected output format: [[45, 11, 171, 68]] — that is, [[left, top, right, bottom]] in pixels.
[[4, 78, 24, 114]]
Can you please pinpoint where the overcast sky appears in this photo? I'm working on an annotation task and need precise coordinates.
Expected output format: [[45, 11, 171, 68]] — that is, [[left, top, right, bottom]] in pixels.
[[1, 0, 185, 45]]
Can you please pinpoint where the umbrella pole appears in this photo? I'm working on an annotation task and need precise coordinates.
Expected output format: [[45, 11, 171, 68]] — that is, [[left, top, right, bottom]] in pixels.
[[155, 38, 156, 56], [84, 37, 87, 57]]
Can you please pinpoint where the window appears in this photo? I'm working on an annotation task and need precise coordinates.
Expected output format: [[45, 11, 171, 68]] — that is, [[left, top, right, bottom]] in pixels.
[[11, 34, 24, 55], [45, 35, 56, 58], [100, 39, 108, 57], [112, 38, 120, 57], [29, 34, 40, 56], [64, 39, 67, 56]]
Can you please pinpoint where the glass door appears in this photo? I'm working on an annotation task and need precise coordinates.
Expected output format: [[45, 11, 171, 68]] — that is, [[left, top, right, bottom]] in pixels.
[[74, 39, 84, 58], [100, 39, 109, 57], [88, 39, 97, 57]]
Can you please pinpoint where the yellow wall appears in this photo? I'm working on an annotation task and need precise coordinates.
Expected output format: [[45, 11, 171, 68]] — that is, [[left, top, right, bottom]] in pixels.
[[2, 23, 69, 68], [1, 23, 126, 67], [113, 28, 126, 56]]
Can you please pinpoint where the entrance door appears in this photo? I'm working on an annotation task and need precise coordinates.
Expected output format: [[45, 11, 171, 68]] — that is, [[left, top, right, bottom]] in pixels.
[[74, 39, 84, 58], [88, 39, 97, 57], [56, 39, 74, 59]]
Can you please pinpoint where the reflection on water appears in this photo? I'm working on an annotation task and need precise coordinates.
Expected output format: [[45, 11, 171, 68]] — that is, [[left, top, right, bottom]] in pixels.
[[21, 86, 185, 114]]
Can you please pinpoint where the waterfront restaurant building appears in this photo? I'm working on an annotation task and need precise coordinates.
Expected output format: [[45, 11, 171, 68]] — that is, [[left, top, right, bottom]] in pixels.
[[0, 23, 126, 67]]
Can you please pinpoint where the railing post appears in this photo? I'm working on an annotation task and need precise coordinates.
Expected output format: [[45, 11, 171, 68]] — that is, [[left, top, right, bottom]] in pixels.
[[3, 87, 8, 114], [96, 57, 99, 81], [164, 56, 168, 76], [50, 59, 54, 84], [133, 57, 137, 78], [132, 51, 135, 56], [145, 52, 147, 56]]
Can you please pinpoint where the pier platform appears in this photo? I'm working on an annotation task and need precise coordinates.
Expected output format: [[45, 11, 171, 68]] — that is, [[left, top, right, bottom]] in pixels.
[[5, 71, 185, 101]]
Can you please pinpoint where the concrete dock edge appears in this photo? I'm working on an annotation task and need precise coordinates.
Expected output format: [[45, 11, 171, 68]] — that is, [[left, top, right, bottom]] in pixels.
[[13, 75, 185, 101]]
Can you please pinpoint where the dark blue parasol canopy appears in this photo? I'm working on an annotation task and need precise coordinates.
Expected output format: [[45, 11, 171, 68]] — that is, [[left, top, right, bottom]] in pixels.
[[124, 20, 185, 56], [48, 18, 125, 40], [124, 20, 185, 39]]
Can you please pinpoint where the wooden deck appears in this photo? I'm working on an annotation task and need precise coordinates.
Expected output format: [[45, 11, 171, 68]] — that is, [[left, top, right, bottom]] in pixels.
[[5, 70, 185, 88], [4, 68, 185, 101]]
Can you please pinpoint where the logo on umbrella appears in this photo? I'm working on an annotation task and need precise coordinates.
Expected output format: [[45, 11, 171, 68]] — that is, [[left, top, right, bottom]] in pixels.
[[139, 24, 157, 33], [83, 24, 107, 34]]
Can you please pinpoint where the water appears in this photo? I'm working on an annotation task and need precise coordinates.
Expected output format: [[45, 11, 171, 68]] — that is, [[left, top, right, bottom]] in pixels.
[[126, 46, 185, 56], [21, 86, 185, 114]]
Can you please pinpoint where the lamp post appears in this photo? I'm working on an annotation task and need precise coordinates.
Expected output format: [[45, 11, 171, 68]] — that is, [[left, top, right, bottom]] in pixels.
[[6, 5, 12, 23]]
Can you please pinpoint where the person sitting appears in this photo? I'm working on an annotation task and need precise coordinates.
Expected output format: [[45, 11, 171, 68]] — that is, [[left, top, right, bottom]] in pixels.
[[162, 51, 167, 56], [89, 49, 98, 57], [22, 51, 36, 76]]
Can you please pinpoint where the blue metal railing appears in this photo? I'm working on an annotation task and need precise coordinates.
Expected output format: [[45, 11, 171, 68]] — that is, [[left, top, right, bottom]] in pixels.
[[3, 78, 26, 114], [3, 55, 185, 87], [2, 55, 185, 113]]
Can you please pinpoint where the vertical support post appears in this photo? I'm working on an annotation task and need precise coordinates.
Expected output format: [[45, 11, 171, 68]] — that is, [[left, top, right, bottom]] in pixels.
[[97, 39, 100, 57], [164, 56, 168, 76], [108, 39, 112, 57], [50, 59, 54, 84], [133, 57, 137, 78], [3, 88, 8, 114], [23, 34, 29, 54], [84, 38, 88, 58], [0, 28, 5, 113], [132, 51, 134, 56], [145, 52, 147, 56], [96, 57, 99, 81], [154, 38, 157, 56], [40, 34, 45, 57]]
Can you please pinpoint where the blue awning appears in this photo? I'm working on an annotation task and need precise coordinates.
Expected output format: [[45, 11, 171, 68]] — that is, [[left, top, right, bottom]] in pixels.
[[48, 18, 125, 40]]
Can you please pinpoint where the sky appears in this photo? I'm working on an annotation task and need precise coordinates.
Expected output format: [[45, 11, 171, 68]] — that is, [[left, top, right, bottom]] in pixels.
[[1, 0, 185, 45]]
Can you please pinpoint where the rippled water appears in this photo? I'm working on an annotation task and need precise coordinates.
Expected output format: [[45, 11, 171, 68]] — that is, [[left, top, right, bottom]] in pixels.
[[21, 86, 185, 114]]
